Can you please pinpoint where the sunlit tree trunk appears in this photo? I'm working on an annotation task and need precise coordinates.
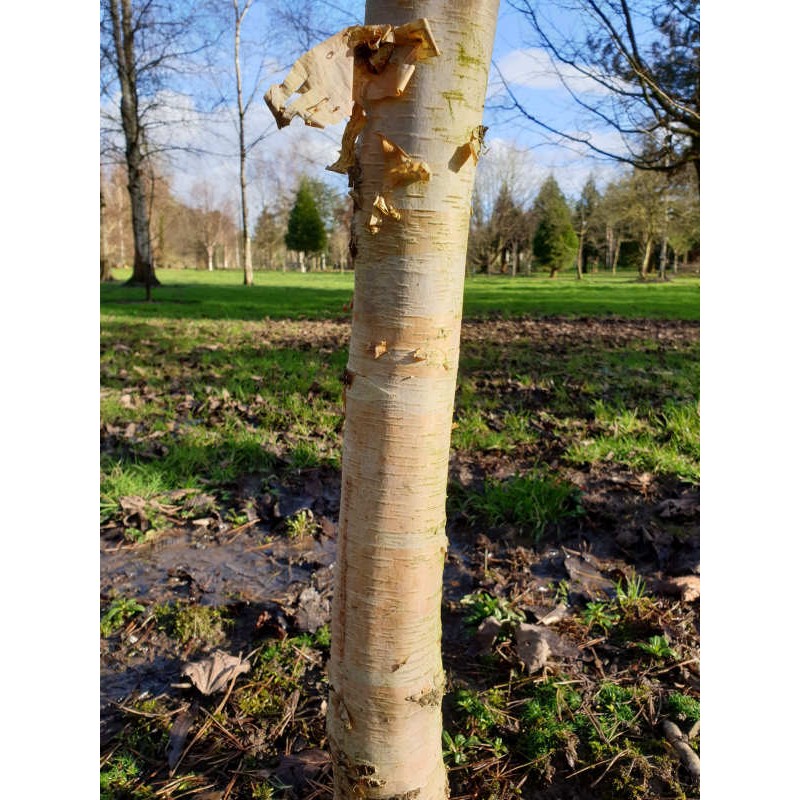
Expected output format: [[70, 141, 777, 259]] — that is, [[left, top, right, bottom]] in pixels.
[[107, 0, 158, 289], [328, 1, 499, 797], [640, 236, 653, 279], [100, 186, 114, 281], [234, 0, 255, 286]]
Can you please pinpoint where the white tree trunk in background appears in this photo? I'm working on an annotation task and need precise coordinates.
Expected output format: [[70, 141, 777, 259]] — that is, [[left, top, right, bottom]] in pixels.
[[327, 1, 499, 797]]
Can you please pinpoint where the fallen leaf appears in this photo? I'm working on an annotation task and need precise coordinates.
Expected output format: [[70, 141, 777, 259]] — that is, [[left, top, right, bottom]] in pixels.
[[515, 623, 551, 673], [563, 552, 616, 600], [657, 494, 700, 518], [295, 587, 331, 633], [182, 651, 250, 696], [654, 575, 700, 602], [273, 749, 331, 797], [474, 615, 503, 652], [533, 603, 569, 626], [166, 706, 197, 770]]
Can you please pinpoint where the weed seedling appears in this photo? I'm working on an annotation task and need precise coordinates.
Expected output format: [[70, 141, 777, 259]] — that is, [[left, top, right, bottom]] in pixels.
[[460, 590, 525, 628], [285, 509, 316, 539], [101, 597, 146, 637], [635, 635, 678, 661], [442, 730, 482, 765], [582, 601, 620, 634]]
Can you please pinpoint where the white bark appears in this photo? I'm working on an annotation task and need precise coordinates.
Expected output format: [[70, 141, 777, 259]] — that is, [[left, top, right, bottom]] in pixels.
[[327, 2, 499, 797]]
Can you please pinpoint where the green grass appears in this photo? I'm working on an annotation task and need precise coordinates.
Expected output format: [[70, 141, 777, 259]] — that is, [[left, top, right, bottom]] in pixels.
[[102, 268, 699, 321], [456, 471, 584, 540], [101, 269, 698, 538]]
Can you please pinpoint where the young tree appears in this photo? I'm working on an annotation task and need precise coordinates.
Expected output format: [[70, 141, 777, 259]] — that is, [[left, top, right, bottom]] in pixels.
[[266, 2, 500, 795], [233, 0, 256, 285], [574, 176, 603, 278], [284, 179, 327, 271], [532, 176, 579, 277]]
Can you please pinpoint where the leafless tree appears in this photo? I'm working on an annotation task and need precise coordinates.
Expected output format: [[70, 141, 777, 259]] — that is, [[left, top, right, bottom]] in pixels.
[[101, 0, 214, 291], [498, 0, 699, 178]]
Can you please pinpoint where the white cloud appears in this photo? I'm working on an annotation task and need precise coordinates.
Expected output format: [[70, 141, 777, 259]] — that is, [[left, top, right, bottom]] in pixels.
[[493, 47, 615, 96]]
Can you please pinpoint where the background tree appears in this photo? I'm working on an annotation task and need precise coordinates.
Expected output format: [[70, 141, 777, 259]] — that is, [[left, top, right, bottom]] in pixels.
[[490, 182, 529, 276], [101, 0, 209, 290], [613, 169, 669, 278], [284, 178, 327, 271], [532, 175, 579, 277], [502, 0, 700, 178], [573, 176, 603, 278], [100, 186, 114, 282]]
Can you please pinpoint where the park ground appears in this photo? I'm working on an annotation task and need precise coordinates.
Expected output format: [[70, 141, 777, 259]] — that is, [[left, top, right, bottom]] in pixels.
[[101, 270, 700, 800]]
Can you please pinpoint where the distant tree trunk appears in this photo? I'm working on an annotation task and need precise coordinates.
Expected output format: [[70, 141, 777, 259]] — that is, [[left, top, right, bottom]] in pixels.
[[550, 266, 559, 278], [326, 2, 499, 797], [640, 237, 653, 279], [100, 186, 114, 281], [206, 246, 214, 271], [612, 238, 621, 274], [108, 0, 159, 289], [234, 0, 255, 286], [575, 221, 586, 281], [658, 236, 668, 280]]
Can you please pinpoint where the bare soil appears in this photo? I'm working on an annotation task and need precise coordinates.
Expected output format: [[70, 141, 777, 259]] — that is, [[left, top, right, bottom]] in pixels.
[[101, 316, 699, 799]]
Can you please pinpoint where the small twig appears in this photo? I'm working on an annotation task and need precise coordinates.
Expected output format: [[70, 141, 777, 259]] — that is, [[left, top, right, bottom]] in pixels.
[[590, 748, 632, 787], [650, 656, 700, 676], [222, 518, 259, 540], [114, 699, 188, 719], [221, 772, 239, 800], [169, 673, 241, 776]]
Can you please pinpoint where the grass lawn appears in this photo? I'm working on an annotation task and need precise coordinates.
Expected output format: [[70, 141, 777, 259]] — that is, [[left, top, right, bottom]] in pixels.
[[101, 268, 700, 321], [100, 267, 700, 800]]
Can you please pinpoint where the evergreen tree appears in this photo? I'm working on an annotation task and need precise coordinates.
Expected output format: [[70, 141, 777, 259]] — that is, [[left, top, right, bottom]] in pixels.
[[285, 178, 327, 268], [532, 176, 578, 277]]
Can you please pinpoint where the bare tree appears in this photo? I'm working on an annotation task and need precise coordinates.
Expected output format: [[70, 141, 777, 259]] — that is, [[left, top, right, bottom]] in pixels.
[[233, 0, 255, 284], [499, 0, 700, 178], [101, 0, 212, 292]]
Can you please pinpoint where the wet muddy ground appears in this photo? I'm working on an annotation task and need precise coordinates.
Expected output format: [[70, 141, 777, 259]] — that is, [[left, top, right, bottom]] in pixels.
[[100, 316, 699, 799]]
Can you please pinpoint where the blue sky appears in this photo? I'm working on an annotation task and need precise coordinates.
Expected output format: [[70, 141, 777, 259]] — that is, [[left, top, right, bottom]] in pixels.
[[101, 0, 632, 215]]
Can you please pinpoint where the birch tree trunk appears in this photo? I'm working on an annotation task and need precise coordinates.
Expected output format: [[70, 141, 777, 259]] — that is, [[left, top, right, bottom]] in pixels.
[[234, 0, 255, 287], [327, 2, 499, 797]]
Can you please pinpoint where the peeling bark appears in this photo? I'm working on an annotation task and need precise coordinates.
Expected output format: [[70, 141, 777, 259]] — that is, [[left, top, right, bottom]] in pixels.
[[330, 2, 498, 798], [268, 3, 499, 797]]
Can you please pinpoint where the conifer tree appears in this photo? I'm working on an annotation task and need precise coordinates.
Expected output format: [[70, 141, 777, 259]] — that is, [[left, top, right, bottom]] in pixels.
[[285, 179, 327, 270], [532, 176, 578, 277]]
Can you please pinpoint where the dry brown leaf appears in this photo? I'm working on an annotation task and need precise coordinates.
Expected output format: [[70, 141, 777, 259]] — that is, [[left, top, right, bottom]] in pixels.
[[655, 575, 700, 602], [515, 623, 551, 673], [182, 651, 250, 696], [474, 615, 503, 652]]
